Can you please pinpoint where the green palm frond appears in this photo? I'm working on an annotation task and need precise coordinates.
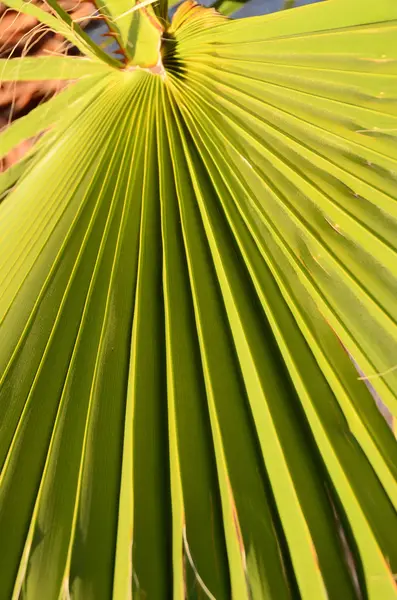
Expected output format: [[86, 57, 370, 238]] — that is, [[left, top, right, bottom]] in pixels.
[[93, 0, 165, 64], [1, 0, 397, 598], [0, 56, 111, 81]]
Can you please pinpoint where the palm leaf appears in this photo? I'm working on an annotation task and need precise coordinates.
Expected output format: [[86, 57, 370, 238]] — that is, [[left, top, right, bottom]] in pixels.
[[0, 74, 108, 163], [0, 56, 111, 81], [1, 0, 397, 598], [93, 0, 165, 65]]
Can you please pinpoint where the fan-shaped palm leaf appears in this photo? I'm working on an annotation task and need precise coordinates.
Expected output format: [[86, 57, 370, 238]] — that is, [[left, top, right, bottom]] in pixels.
[[1, 0, 397, 598]]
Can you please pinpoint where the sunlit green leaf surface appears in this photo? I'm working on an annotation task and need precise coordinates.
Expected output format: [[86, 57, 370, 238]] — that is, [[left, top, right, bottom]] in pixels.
[[1, 0, 397, 598]]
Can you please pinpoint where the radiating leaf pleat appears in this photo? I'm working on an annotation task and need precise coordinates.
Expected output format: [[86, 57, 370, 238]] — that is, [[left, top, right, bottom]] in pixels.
[[169, 112, 251, 600], [160, 88, 231, 600], [127, 77, 173, 600]]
